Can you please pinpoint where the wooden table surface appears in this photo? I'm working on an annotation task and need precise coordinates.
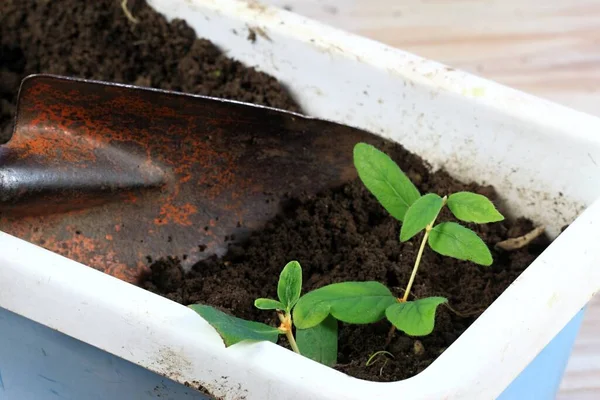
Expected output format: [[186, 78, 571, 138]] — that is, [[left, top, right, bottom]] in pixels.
[[262, 1, 600, 397]]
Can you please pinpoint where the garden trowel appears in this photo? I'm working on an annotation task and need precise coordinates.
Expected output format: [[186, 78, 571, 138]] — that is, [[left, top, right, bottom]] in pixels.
[[0, 74, 380, 283]]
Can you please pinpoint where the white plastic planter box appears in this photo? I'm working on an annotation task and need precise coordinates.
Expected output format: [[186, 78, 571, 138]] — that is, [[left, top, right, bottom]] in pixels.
[[1, 1, 600, 399]]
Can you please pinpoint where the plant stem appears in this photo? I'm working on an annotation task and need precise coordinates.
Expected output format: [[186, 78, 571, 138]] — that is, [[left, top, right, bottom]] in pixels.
[[402, 195, 447, 302], [386, 196, 447, 347], [278, 312, 300, 355], [401, 228, 431, 302], [288, 333, 301, 354], [385, 325, 397, 348]]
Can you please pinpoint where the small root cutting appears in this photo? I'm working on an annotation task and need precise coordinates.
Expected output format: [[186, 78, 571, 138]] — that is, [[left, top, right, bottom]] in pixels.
[[121, 0, 139, 24], [495, 226, 545, 252], [444, 303, 485, 318]]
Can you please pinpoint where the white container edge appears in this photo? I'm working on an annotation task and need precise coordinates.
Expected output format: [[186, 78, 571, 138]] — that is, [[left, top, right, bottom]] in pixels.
[[1, 0, 600, 399]]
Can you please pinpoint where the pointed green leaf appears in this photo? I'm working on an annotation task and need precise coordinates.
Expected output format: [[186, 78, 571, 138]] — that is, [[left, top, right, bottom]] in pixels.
[[294, 301, 331, 331], [189, 304, 280, 347], [400, 193, 444, 242], [278, 261, 303, 312], [428, 222, 493, 266], [296, 315, 338, 367], [353, 143, 420, 221], [385, 297, 447, 336], [293, 281, 396, 329], [254, 298, 285, 311], [447, 192, 504, 223]]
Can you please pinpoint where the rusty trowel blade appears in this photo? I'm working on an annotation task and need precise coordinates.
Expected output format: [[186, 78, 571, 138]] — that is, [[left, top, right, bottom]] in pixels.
[[0, 74, 382, 283]]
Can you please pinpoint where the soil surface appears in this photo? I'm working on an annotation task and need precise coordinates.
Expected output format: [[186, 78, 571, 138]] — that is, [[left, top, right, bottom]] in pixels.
[[143, 139, 550, 382], [1, 0, 549, 386], [0, 0, 300, 143]]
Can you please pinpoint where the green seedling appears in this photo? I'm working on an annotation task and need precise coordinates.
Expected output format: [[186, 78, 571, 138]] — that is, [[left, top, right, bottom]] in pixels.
[[366, 350, 395, 376], [366, 350, 395, 366], [189, 261, 338, 367], [254, 260, 303, 354], [293, 143, 503, 338], [189, 142, 503, 368]]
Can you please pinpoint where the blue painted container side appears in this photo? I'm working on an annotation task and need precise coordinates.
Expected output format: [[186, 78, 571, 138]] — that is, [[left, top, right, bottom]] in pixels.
[[0, 307, 210, 400], [499, 308, 586, 400], [0, 306, 586, 399]]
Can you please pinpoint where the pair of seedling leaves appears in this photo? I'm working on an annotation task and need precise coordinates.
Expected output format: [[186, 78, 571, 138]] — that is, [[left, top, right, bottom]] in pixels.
[[190, 143, 504, 367]]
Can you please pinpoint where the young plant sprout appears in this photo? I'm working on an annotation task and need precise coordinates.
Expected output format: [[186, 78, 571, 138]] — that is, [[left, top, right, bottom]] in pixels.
[[190, 142, 504, 367], [292, 143, 503, 338], [255, 260, 303, 354], [189, 261, 338, 367], [365, 350, 395, 376]]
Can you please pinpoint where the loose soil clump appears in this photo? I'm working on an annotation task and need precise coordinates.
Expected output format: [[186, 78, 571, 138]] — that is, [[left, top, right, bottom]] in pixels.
[[0, 0, 300, 143]]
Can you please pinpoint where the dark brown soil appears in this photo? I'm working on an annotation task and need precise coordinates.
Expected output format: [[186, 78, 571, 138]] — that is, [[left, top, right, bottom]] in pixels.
[[142, 139, 550, 382], [0, 0, 300, 143]]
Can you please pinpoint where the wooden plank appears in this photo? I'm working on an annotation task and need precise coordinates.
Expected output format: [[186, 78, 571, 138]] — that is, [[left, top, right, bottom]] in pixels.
[[266, 0, 600, 117]]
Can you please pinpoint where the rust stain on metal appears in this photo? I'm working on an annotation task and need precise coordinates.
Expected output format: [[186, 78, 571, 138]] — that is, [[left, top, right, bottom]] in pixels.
[[154, 203, 198, 226], [0, 75, 384, 284]]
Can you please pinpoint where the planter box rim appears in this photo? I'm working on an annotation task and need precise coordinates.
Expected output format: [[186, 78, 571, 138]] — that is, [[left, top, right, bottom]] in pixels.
[[2, 1, 600, 399]]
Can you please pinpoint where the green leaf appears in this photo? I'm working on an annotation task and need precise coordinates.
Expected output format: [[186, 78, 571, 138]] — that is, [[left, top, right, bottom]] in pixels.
[[428, 222, 493, 266], [385, 297, 447, 336], [189, 304, 280, 347], [353, 143, 420, 221], [278, 260, 303, 312], [293, 281, 396, 329], [296, 315, 338, 367], [400, 193, 444, 242], [447, 192, 504, 223], [254, 298, 285, 311]]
